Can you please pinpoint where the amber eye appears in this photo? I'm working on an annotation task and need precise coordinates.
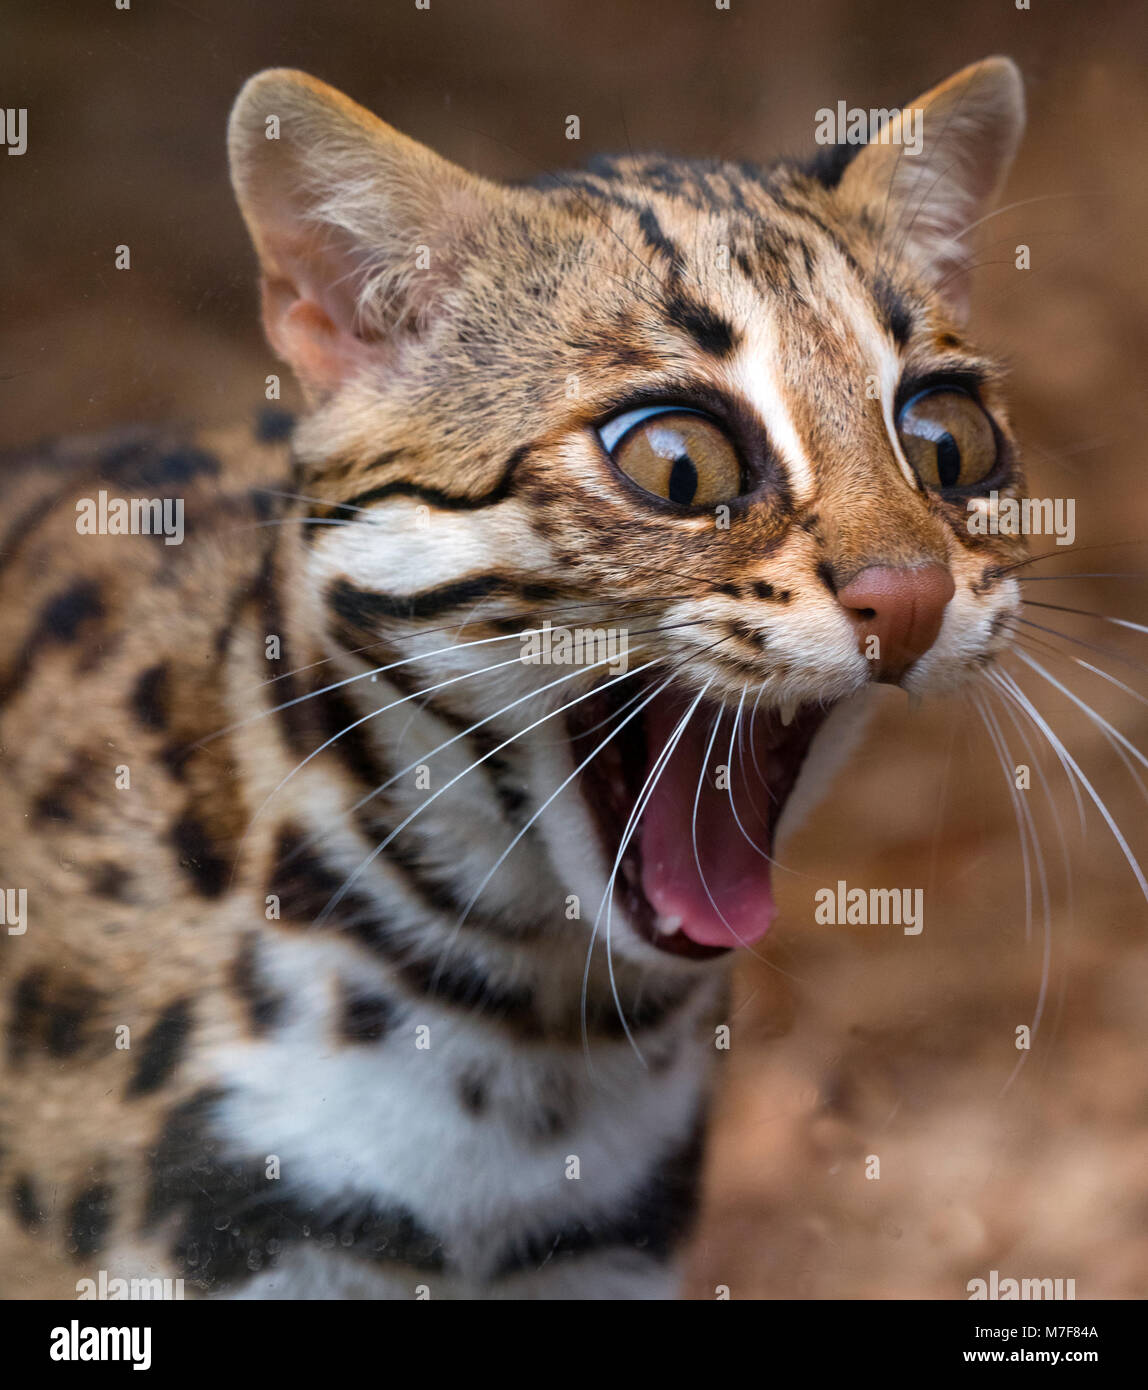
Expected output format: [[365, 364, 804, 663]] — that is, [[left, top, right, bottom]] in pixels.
[[597, 406, 742, 506], [897, 388, 998, 490]]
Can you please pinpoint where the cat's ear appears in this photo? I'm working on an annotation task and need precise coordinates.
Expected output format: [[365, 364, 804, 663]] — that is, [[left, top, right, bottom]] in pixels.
[[836, 56, 1025, 320], [228, 69, 495, 398]]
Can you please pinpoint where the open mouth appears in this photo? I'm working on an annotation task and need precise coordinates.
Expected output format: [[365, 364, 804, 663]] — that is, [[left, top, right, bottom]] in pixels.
[[569, 680, 831, 961]]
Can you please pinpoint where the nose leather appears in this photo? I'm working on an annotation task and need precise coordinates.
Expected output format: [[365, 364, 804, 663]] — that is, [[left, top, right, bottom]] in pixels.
[[836, 564, 955, 683]]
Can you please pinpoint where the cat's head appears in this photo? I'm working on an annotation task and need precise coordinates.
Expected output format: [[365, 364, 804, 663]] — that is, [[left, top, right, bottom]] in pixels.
[[229, 58, 1028, 966]]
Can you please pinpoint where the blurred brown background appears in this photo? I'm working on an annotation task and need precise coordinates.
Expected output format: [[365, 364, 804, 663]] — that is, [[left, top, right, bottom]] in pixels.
[[3, 0, 1147, 1298]]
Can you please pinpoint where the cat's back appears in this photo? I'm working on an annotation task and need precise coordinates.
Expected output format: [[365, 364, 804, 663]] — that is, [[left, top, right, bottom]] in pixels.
[[0, 414, 294, 1295]]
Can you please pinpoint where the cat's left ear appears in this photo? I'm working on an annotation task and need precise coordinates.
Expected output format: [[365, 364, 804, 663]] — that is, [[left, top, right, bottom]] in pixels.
[[836, 56, 1025, 320], [228, 69, 505, 400]]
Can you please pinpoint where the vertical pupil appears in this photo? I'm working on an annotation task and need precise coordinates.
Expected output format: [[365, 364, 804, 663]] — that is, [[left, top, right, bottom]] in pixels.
[[936, 433, 961, 487], [668, 453, 698, 504]]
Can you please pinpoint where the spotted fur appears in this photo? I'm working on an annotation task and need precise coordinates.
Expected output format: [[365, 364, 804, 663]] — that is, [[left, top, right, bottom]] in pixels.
[[0, 58, 1028, 1298]]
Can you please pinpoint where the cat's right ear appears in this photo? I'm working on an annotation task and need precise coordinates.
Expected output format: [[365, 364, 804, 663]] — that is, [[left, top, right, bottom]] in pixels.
[[228, 69, 494, 400], [835, 56, 1025, 320]]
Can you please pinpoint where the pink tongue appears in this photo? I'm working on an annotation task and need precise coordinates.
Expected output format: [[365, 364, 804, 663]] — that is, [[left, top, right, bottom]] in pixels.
[[639, 696, 777, 949]]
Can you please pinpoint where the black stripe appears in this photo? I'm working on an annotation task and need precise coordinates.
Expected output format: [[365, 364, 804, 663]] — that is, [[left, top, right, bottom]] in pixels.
[[637, 206, 685, 276], [270, 824, 693, 1042], [664, 292, 737, 358], [145, 1089, 446, 1290], [253, 553, 315, 756], [337, 984, 397, 1044], [327, 573, 562, 633], [873, 274, 914, 346], [338, 445, 527, 516], [125, 998, 192, 1098], [268, 824, 546, 1036], [230, 935, 286, 1035], [491, 1114, 706, 1279]]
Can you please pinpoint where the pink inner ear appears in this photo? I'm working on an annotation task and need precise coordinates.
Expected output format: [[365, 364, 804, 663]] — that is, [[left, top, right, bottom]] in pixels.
[[260, 283, 352, 395], [256, 211, 388, 395]]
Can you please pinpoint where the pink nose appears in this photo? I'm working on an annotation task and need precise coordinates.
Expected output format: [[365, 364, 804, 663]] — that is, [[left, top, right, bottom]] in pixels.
[[836, 564, 955, 683]]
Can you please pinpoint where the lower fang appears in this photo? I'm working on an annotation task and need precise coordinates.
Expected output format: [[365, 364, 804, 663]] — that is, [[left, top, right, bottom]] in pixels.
[[654, 914, 683, 936], [778, 700, 797, 727]]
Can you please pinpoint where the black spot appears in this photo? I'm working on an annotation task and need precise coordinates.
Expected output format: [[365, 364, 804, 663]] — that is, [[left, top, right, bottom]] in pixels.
[[0, 580, 106, 705], [248, 487, 277, 521], [126, 998, 192, 1098], [131, 663, 169, 731], [42, 580, 104, 642], [68, 1181, 114, 1259], [338, 986, 396, 1044], [3, 970, 95, 1063], [665, 293, 737, 357], [230, 935, 285, 1035], [46, 984, 100, 1058], [457, 1069, 489, 1116], [254, 408, 296, 444], [7, 969, 46, 1063], [87, 861, 133, 900], [32, 761, 85, 824], [159, 741, 192, 782], [12, 1173, 46, 1232], [816, 560, 838, 596], [170, 812, 229, 898]]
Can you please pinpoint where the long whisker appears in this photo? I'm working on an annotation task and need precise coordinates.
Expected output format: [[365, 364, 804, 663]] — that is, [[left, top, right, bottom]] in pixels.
[[973, 687, 1053, 1095], [443, 660, 670, 957], [316, 646, 667, 926], [991, 669, 1148, 904], [1021, 599, 1148, 637], [590, 682, 712, 1067], [724, 685, 779, 867], [1014, 616, 1148, 684], [242, 592, 695, 696], [1012, 648, 1148, 781], [245, 648, 544, 832]]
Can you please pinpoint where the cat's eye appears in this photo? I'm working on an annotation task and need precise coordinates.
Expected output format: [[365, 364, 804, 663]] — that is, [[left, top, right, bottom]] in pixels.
[[597, 406, 742, 506], [896, 388, 998, 490]]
